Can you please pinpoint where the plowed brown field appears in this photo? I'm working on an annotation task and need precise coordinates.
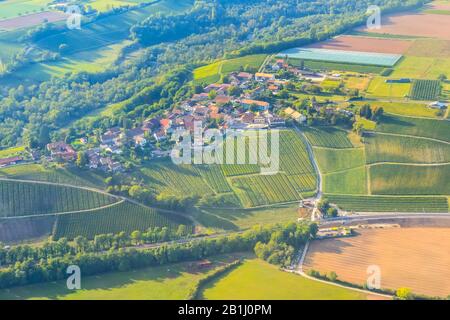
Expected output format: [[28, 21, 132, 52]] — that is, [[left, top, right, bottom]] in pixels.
[[359, 12, 450, 40], [304, 227, 450, 297], [308, 35, 412, 54]]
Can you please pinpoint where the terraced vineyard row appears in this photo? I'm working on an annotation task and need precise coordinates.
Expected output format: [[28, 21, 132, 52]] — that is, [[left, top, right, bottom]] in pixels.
[[232, 173, 314, 207], [410, 79, 441, 100], [195, 165, 232, 193], [0, 180, 117, 217], [303, 127, 354, 148], [324, 194, 449, 213], [140, 161, 213, 196], [53, 201, 193, 240]]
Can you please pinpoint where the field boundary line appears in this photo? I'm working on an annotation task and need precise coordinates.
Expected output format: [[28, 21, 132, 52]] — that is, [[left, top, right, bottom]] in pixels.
[[368, 161, 450, 167], [0, 200, 126, 220]]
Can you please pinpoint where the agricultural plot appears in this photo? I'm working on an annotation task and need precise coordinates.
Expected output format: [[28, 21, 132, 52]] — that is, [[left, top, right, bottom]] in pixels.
[[375, 114, 450, 143], [303, 127, 354, 148], [324, 194, 449, 213], [290, 59, 384, 74], [0, 11, 67, 30], [304, 228, 450, 297], [0, 215, 55, 243], [195, 165, 232, 194], [231, 173, 315, 207], [279, 48, 402, 67], [53, 201, 193, 240], [201, 258, 378, 300], [359, 11, 450, 40], [410, 79, 441, 100], [370, 164, 450, 195], [140, 161, 213, 196], [353, 101, 439, 118], [365, 134, 450, 164], [0, 0, 51, 20], [366, 77, 411, 98], [323, 167, 367, 195], [307, 35, 412, 54], [390, 56, 450, 79], [0, 180, 117, 217], [313, 148, 365, 173], [193, 54, 266, 84], [0, 164, 106, 188]]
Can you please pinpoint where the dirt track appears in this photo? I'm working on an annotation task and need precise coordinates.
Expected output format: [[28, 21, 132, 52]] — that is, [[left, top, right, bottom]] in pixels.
[[304, 227, 450, 297]]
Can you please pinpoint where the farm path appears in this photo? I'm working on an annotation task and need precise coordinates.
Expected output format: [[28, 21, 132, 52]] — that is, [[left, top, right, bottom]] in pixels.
[[368, 161, 450, 167], [0, 177, 197, 224], [293, 126, 323, 221]]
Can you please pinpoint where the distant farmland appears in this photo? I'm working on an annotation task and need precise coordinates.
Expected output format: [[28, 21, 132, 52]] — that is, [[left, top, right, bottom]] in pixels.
[[0, 11, 67, 30], [304, 227, 450, 297], [278, 48, 402, 67]]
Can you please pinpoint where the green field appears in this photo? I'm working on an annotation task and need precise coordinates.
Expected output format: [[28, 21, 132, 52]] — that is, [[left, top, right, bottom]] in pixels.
[[365, 134, 450, 164], [314, 148, 365, 173], [0, 179, 117, 217], [200, 258, 374, 300], [370, 164, 450, 195], [193, 54, 266, 84], [0, 254, 242, 300], [410, 79, 441, 100], [323, 166, 367, 195], [0, 145, 25, 158], [324, 194, 449, 213], [289, 58, 384, 74], [136, 130, 317, 209], [375, 114, 450, 142], [390, 56, 450, 79], [353, 101, 439, 118], [0, 164, 106, 188], [366, 77, 412, 98], [0, 0, 50, 20], [197, 205, 298, 230], [303, 127, 354, 148], [53, 200, 192, 240]]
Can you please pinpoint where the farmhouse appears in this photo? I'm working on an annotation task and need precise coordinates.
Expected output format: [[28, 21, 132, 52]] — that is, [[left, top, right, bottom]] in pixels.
[[0, 156, 23, 167], [47, 142, 77, 161], [255, 72, 275, 82]]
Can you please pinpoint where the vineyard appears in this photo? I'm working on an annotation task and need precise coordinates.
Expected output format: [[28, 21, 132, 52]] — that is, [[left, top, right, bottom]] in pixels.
[[303, 127, 354, 148], [370, 164, 450, 195], [53, 201, 193, 240], [323, 167, 367, 194], [314, 148, 365, 173], [195, 165, 232, 193], [376, 114, 450, 142], [324, 194, 449, 213], [0, 180, 118, 217], [0, 215, 56, 243], [140, 161, 213, 196], [365, 133, 450, 164], [232, 173, 316, 207], [410, 79, 441, 100]]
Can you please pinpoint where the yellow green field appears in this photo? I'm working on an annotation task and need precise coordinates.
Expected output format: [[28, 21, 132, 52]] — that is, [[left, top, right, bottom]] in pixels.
[[200, 258, 378, 300], [323, 166, 368, 195], [366, 76, 411, 98], [354, 101, 440, 118], [390, 56, 450, 79]]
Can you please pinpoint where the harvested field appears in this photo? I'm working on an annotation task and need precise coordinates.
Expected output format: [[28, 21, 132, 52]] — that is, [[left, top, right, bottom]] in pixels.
[[359, 12, 450, 40], [304, 227, 450, 297], [406, 39, 450, 57], [308, 35, 413, 54], [0, 11, 67, 30]]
